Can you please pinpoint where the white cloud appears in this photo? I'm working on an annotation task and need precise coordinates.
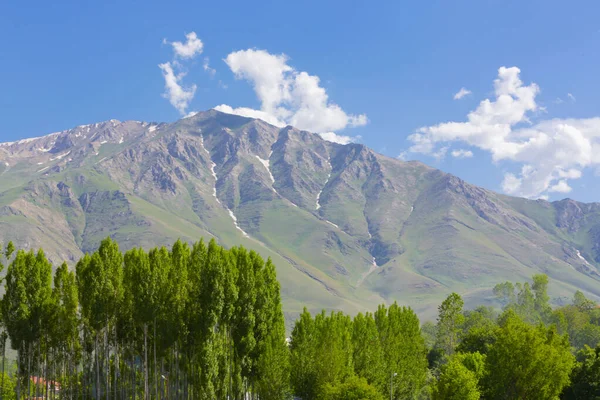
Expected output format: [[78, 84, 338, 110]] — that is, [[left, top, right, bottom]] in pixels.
[[159, 32, 205, 115], [159, 62, 197, 115], [549, 180, 572, 193], [217, 48, 367, 137], [397, 151, 409, 161], [318, 132, 360, 145], [213, 104, 285, 127], [168, 32, 204, 59], [454, 87, 472, 100], [501, 173, 522, 194], [203, 57, 216, 77], [408, 66, 600, 198], [451, 149, 474, 158], [432, 146, 449, 160], [568, 93, 576, 102]]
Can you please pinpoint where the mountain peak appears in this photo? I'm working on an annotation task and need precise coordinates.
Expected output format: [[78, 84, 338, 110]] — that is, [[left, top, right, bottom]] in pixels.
[[1, 110, 600, 317]]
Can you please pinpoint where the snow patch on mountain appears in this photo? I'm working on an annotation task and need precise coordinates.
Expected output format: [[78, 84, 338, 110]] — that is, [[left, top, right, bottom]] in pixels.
[[255, 151, 277, 194], [326, 220, 339, 229], [228, 209, 249, 237], [199, 136, 221, 204], [316, 158, 332, 210], [577, 250, 591, 266], [50, 151, 70, 161]]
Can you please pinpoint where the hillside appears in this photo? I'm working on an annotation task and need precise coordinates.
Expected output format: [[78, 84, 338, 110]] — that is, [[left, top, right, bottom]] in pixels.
[[1, 109, 599, 319]]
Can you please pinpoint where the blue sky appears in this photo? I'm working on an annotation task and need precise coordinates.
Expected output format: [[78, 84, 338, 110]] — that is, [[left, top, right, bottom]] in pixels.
[[1, 0, 599, 201]]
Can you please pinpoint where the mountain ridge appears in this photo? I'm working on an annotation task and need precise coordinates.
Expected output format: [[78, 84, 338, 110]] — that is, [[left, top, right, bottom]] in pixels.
[[1, 109, 599, 320]]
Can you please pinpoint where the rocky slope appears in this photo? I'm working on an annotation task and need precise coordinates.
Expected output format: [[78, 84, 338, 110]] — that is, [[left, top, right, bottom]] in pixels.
[[1, 110, 599, 319]]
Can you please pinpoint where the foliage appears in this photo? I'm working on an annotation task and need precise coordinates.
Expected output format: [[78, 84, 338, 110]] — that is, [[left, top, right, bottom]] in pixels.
[[483, 310, 574, 399], [0, 371, 16, 400], [1, 239, 600, 399], [562, 345, 600, 399], [375, 303, 428, 399], [318, 375, 384, 400], [433, 353, 482, 400], [436, 293, 464, 357]]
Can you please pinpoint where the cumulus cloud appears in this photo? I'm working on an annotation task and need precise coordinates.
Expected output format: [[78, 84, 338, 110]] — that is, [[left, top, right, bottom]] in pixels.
[[168, 32, 204, 59], [397, 151, 409, 161], [454, 87, 472, 100], [160, 32, 204, 115], [568, 93, 576, 102], [214, 104, 285, 127], [319, 132, 361, 145], [203, 57, 216, 77], [549, 180, 572, 193], [216, 49, 367, 141], [451, 149, 474, 158], [159, 62, 197, 115], [408, 66, 600, 198]]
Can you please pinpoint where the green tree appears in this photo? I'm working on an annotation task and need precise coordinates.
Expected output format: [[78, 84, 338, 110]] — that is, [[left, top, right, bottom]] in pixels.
[[563, 344, 600, 399], [532, 274, 552, 322], [457, 307, 498, 355], [483, 310, 574, 399], [318, 375, 384, 400], [436, 293, 464, 357], [232, 247, 256, 396], [573, 290, 596, 313], [314, 311, 354, 391], [1, 249, 53, 396], [352, 312, 385, 392], [256, 257, 290, 400], [375, 303, 427, 399], [50, 262, 80, 396], [290, 309, 317, 399], [0, 371, 16, 400], [433, 353, 482, 400]]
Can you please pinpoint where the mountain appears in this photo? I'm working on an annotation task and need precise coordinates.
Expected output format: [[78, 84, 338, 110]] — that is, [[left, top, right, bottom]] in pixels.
[[1, 109, 600, 320]]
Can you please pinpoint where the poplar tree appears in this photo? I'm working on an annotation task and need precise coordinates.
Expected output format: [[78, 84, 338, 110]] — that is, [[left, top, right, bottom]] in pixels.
[[436, 293, 465, 357], [352, 312, 385, 392], [375, 303, 427, 399], [50, 262, 80, 396], [256, 258, 290, 400], [197, 239, 226, 399], [290, 309, 317, 399], [232, 247, 256, 397]]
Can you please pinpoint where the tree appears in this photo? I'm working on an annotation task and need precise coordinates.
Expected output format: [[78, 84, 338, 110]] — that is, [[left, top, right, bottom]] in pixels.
[[494, 275, 552, 324], [256, 258, 290, 400], [436, 293, 464, 357], [0, 371, 16, 400], [352, 312, 385, 392], [196, 239, 226, 399], [77, 238, 123, 399], [375, 303, 427, 399], [483, 310, 574, 399], [232, 247, 256, 395], [563, 345, 600, 399], [433, 353, 482, 400], [573, 290, 596, 313], [314, 311, 354, 391], [123, 246, 154, 399], [290, 309, 317, 399], [532, 274, 552, 322], [50, 262, 80, 396], [317, 376, 384, 400], [1, 249, 53, 396], [457, 307, 498, 355]]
